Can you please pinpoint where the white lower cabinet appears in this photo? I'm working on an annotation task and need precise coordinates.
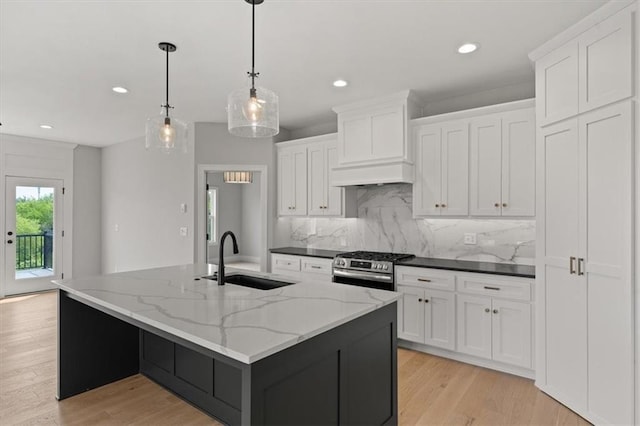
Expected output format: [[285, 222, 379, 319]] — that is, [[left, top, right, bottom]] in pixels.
[[271, 253, 333, 281], [397, 265, 534, 376], [457, 294, 532, 369], [398, 285, 455, 351]]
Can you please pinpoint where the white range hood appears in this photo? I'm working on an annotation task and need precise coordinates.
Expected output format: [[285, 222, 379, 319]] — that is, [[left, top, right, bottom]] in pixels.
[[330, 90, 422, 186]]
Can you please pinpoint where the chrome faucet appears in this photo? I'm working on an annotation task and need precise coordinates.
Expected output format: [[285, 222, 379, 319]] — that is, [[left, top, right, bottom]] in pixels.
[[218, 231, 239, 286]]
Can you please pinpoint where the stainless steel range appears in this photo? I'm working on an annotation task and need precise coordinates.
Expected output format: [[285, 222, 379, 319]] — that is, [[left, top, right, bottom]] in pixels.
[[332, 251, 414, 291]]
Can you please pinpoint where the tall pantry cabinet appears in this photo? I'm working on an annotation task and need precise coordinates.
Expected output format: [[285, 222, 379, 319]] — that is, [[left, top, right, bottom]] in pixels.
[[530, 2, 637, 425]]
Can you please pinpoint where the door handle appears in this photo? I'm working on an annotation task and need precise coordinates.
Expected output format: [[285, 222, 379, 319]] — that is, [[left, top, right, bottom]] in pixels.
[[569, 256, 576, 274], [577, 258, 584, 276], [7, 240, 13, 244], [7, 231, 13, 236]]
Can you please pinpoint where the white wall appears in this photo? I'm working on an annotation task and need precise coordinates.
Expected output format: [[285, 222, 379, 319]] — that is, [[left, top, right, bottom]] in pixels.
[[194, 123, 288, 267], [423, 81, 534, 117], [206, 172, 242, 263], [101, 135, 194, 273], [0, 134, 76, 296], [72, 145, 102, 277], [241, 172, 261, 258]]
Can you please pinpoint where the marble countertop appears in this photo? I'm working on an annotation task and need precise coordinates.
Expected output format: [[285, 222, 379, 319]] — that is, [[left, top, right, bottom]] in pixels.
[[53, 264, 399, 364], [270, 247, 345, 259], [397, 257, 535, 278]]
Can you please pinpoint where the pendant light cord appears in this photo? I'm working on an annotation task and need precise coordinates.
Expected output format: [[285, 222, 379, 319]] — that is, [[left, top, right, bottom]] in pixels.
[[165, 47, 170, 117], [250, 0, 257, 91]]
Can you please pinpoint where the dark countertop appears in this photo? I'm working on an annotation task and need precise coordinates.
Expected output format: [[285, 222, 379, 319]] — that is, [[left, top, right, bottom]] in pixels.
[[270, 247, 345, 259], [269, 247, 535, 278], [396, 257, 535, 279]]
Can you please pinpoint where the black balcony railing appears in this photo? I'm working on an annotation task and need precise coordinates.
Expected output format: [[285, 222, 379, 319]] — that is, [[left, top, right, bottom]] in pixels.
[[16, 233, 53, 270]]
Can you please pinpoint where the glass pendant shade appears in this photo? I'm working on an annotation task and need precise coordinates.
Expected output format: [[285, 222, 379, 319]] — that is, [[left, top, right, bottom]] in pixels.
[[228, 81, 279, 138], [145, 109, 188, 153], [223, 171, 253, 184]]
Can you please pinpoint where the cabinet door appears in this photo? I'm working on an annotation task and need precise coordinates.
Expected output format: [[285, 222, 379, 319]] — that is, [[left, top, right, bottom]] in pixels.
[[535, 41, 579, 126], [580, 103, 634, 425], [423, 289, 455, 351], [292, 148, 308, 215], [307, 144, 326, 216], [277, 149, 295, 216], [469, 116, 502, 216], [413, 125, 442, 216], [578, 11, 633, 114], [501, 108, 535, 216], [441, 122, 469, 216], [491, 299, 531, 368], [324, 143, 343, 216], [538, 120, 587, 410], [456, 294, 491, 360], [397, 285, 424, 343]]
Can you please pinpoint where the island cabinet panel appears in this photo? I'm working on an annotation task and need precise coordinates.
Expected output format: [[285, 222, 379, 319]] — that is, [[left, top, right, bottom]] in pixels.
[[57, 291, 139, 400], [250, 302, 397, 426], [175, 345, 213, 394]]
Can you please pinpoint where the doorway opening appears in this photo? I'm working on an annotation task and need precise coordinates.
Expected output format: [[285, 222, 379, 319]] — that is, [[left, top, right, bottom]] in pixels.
[[5, 177, 63, 295], [197, 165, 268, 272]]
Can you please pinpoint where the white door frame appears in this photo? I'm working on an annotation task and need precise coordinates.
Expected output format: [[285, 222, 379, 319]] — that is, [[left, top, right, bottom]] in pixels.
[[196, 164, 268, 272], [4, 176, 64, 295]]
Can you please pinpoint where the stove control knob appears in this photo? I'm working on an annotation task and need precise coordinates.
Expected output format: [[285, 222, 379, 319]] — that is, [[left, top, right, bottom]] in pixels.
[[383, 265, 388, 270]]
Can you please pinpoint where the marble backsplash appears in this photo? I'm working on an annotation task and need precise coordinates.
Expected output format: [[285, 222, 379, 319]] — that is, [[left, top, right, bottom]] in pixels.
[[274, 183, 535, 265]]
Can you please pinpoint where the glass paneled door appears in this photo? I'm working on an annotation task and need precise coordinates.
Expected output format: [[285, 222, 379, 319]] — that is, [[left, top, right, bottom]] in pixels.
[[4, 177, 63, 295]]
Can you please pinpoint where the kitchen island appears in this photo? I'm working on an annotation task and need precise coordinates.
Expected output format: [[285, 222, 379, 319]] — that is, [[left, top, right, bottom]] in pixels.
[[53, 264, 399, 425]]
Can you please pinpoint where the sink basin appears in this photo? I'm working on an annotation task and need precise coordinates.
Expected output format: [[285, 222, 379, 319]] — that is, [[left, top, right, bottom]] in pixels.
[[224, 274, 294, 290]]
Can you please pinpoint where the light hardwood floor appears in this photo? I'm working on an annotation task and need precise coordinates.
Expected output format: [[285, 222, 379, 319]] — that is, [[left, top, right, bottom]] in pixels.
[[0, 291, 590, 425]]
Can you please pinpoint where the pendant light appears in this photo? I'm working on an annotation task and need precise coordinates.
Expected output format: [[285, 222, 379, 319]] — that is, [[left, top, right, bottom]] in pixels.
[[145, 42, 187, 153], [223, 171, 254, 184], [228, 0, 279, 138]]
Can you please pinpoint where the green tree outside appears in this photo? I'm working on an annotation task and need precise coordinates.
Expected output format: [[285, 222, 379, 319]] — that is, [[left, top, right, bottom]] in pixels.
[[15, 194, 53, 269]]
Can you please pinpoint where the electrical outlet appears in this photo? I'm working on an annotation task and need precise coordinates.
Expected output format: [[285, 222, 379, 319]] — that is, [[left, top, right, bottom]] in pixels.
[[180, 203, 187, 213], [179, 227, 188, 237], [464, 233, 477, 245]]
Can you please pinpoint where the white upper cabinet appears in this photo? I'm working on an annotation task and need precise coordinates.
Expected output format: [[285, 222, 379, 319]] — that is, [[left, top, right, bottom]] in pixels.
[[413, 99, 534, 218], [534, 8, 633, 127], [413, 122, 469, 216], [307, 139, 355, 217], [277, 145, 307, 216], [331, 91, 422, 186], [469, 108, 535, 217], [278, 134, 355, 218]]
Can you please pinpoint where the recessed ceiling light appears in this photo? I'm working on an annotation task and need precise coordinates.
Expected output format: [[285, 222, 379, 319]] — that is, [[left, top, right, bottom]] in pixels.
[[112, 86, 129, 94], [333, 79, 348, 88], [458, 43, 479, 54], [39, 124, 53, 129]]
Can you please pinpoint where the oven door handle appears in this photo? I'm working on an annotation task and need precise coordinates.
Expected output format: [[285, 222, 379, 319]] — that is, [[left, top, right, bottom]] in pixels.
[[332, 268, 393, 283]]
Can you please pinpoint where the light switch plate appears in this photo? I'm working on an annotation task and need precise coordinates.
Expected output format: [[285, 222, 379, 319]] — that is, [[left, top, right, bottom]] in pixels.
[[464, 233, 477, 245]]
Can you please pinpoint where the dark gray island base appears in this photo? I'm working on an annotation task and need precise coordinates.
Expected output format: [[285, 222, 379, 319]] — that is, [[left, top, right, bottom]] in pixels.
[[58, 290, 398, 425]]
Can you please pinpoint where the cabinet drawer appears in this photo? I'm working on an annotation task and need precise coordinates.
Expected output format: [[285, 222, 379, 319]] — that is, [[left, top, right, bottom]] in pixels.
[[301, 257, 333, 276], [395, 266, 456, 291], [271, 255, 301, 272], [457, 274, 532, 301]]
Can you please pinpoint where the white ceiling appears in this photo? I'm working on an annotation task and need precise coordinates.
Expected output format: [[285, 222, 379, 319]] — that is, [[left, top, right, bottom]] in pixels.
[[0, 0, 607, 147]]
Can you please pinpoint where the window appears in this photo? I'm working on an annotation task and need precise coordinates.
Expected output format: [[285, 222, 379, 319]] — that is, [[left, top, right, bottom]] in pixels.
[[207, 187, 218, 244]]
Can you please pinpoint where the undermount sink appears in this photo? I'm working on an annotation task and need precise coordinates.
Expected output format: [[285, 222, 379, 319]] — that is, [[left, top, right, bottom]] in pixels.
[[202, 273, 294, 290]]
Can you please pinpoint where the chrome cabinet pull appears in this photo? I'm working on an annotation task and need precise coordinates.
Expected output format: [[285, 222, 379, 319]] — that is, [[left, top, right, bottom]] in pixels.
[[311, 265, 321, 269], [484, 308, 490, 313], [441, 203, 447, 208], [502, 203, 507, 207], [569, 256, 576, 274], [493, 309, 499, 314], [483, 286, 500, 291], [417, 278, 432, 283], [494, 203, 500, 207], [577, 258, 584, 276], [435, 204, 440, 208]]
